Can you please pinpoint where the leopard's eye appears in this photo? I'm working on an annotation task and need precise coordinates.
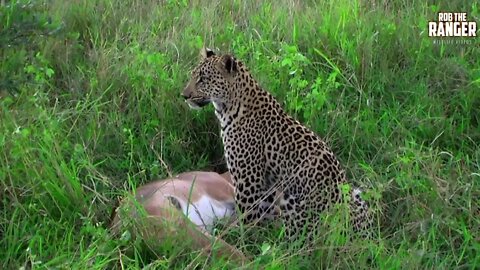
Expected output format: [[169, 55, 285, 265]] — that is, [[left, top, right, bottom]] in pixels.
[[196, 77, 203, 84]]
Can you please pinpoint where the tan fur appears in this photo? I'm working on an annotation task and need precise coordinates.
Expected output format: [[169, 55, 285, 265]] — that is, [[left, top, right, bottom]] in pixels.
[[111, 171, 247, 265]]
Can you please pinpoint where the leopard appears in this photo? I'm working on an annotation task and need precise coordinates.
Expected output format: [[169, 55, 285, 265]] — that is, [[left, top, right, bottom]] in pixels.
[[181, 48, 373, 242]]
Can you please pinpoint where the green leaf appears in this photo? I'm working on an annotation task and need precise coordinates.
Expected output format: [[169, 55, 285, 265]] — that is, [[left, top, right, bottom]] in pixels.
[[261, 242, 271, 255], [46, 68, 55, 78]]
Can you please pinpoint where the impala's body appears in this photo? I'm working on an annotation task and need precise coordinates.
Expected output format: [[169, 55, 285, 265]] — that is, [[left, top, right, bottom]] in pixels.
[[111, 171, 247, 264], [134, 171, 236, 232]]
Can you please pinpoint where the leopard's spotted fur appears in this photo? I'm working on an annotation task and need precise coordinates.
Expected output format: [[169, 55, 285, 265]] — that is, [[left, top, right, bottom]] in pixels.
[[182, 48, 373, 241]]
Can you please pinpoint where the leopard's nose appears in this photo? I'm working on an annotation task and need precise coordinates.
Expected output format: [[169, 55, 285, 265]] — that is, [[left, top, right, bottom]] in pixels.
[[182, 84, 192, 99]]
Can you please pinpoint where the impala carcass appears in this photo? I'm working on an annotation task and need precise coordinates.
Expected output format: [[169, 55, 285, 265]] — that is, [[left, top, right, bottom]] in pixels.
[[111, 171, 247, 264]]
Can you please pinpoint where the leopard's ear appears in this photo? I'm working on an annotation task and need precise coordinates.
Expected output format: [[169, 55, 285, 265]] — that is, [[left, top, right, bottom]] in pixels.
[[200, 47, 215, 59], [222, 54, 237, 73]]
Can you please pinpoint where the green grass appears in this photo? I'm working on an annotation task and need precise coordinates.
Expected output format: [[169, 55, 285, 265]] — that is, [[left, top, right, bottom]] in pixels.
[[1, 0, 479, 268]]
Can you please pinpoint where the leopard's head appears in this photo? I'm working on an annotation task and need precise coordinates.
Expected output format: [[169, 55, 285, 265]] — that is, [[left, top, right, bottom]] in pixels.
[[182, 48, 238, 109]]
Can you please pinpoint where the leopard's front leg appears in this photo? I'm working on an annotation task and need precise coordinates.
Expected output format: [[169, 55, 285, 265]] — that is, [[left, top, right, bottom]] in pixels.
[[229, 159, 279, 224], [223, 120, 279, 223], [230, 169, 264, 224]]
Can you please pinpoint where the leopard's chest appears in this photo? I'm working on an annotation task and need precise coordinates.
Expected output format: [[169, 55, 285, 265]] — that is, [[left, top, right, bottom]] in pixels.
[[220, 118, 265, 165], [221, 124, 249, 164]]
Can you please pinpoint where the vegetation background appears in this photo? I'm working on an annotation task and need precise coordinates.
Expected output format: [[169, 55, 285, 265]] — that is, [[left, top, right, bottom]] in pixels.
[[1, 0, 479, 269]]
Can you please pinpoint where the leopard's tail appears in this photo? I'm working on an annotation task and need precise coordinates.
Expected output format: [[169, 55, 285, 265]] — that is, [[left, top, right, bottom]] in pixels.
[[349, 188, 374, 238]]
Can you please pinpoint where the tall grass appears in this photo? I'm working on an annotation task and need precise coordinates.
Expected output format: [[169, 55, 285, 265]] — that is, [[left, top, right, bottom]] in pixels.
[[1, 0, 479, 268]]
